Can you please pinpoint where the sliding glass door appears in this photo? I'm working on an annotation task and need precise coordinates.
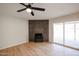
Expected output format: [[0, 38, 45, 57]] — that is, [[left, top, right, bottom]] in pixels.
[[74, 22, 79, 48], [64, 22, 75, 47], [76, 23, 79, 41], [53, 23, 63, 44], [53, 21, 79, 49]]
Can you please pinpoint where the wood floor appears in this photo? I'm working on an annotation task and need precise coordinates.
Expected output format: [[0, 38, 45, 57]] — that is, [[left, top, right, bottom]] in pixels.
[[0, 42, 79, 56]]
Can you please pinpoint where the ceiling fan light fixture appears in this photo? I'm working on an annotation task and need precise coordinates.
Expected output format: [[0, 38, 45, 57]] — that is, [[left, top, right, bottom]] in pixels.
[[17, 3, 45, 16], [26, 8, 32, 12]]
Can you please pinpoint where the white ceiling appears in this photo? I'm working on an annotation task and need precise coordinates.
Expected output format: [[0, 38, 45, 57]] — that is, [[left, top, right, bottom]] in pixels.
[[0, 3, 79, 20]]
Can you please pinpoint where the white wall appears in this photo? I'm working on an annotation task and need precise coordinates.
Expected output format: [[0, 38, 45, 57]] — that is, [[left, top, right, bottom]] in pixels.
[[0, 16, 28, 49], [53, 12, 79, 23]]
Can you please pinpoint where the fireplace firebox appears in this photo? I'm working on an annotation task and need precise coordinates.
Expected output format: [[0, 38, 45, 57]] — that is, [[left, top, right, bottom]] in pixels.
[[34, 33, 43, 42]]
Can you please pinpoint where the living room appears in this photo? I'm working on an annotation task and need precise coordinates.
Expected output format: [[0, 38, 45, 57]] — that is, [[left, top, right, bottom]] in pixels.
[[0, 3, 79, 56]]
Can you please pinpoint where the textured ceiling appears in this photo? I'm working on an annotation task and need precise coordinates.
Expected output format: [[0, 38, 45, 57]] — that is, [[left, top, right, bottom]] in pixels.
[[0, 3, 79, 20]]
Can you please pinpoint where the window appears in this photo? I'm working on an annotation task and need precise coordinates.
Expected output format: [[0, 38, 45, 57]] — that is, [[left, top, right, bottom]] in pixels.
[[53, 23, 63, 44], [65, 22, 75, 47], [76, 23, 79, 41], [53, 21, 79, 49]]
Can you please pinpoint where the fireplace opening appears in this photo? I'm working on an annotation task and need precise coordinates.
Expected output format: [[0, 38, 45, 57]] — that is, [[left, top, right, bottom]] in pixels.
[[34, 33, 43, 42]]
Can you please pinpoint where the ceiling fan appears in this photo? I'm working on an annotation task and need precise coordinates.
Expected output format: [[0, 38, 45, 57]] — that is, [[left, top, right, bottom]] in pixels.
[[17, 3, 45, 16]]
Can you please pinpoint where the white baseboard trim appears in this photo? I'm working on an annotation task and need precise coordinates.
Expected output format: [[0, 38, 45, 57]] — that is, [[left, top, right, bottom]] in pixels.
[[0, 41, 28, 50]]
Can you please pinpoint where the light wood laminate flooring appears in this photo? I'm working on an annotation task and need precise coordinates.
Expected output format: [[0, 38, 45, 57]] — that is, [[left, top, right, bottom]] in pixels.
[[0, 42, 79, 56]]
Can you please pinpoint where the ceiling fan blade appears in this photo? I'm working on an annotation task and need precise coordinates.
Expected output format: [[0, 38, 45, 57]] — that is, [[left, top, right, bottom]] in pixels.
[[17, 8, 26, 12], [31, 7, 45, 11], [20, 3, 27, 7], [31, 11, 34, 16]]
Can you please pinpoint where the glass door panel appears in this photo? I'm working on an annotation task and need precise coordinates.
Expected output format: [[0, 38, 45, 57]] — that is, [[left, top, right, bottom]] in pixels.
[[53, 23, 63, 44], [65, 22, 74, 47]]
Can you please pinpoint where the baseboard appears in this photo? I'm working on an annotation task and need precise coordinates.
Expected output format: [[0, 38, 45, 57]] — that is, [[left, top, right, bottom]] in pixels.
[[0, 41, 27, 50], [53, 42, 79, 51]]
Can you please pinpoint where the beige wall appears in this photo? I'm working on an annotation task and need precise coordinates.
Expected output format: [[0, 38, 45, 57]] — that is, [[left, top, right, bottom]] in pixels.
[[0, 16, 28, 49], [49, 19, 53, 42]]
